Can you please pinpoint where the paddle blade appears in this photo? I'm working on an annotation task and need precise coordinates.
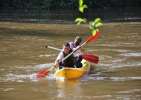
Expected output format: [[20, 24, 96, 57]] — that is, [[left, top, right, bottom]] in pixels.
[[82, 54, 99, 64], [36, 69, 49, 79], [86, 31, 100, 43]]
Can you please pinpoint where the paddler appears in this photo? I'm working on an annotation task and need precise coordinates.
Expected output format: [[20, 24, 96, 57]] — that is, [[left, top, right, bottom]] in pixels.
[[69, 36, 83, 68], [54, 42, 75, 69]]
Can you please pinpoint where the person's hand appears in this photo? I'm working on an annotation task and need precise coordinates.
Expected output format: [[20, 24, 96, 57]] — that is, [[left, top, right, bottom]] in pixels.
[[54, 63, 59, 68]]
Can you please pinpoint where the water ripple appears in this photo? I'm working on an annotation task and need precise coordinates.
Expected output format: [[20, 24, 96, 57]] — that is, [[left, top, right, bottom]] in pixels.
[[117, 89, 141, 94], [34, 63, 53, 69], [1, 72, 141, 82], [89, 76, 141, 81], [120, 52, 141, 57], [3, 88, 14, 92]]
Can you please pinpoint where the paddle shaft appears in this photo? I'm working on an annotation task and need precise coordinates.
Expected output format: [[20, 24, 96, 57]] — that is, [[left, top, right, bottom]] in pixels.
[[46, 44, 99, 64], [46, 45, 61, 51], [46, 41, 88, 62]]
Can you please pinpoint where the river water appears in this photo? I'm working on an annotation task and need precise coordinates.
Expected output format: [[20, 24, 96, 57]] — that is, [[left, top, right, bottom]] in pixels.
[[0, 22, 141, 100]]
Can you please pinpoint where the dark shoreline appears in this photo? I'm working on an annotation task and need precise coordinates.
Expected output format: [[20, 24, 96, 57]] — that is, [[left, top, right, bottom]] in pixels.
[[0, 8, 141, 24], [0, 17, 141, 25]]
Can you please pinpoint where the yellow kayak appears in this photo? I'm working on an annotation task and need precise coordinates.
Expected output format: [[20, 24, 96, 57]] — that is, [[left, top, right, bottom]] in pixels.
[[54, 60, 90, 80]]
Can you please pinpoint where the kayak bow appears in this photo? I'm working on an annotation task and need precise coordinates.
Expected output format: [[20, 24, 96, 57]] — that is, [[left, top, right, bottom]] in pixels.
[[54, 59, 90, 79]]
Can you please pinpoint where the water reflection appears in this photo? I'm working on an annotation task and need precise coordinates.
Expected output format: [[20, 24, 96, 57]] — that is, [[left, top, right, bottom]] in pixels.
[[56, 80, 80, 98]]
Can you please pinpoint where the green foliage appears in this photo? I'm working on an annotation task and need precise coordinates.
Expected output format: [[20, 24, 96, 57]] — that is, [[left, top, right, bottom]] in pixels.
[[75, 0, 103, 33], [79, 0, 88, 13], [75, 18, 87, 25], [89, 18, 103, 31]]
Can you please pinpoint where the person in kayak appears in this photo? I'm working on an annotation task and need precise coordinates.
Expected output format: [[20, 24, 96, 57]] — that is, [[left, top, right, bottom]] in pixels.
[[69, 36, 83, 68], [54, 42, 75, 69]]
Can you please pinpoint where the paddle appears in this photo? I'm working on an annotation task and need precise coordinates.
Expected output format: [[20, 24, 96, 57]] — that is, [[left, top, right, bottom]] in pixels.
[[36, 37, 99, 79], [36, 64, 55, 79], [82, 53, 99, 64], [45, 45, 61, 51], [45, 45, 99, 64], [36, 69, 49, 79], [62, 30, 101, 62]]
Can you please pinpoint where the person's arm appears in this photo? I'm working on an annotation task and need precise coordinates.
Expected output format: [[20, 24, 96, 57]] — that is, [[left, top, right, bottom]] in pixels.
[[54, 60, 60, 68], [69, 42, 74, 49], [55, 51, 63, 65], [48, 52, 63, 72]]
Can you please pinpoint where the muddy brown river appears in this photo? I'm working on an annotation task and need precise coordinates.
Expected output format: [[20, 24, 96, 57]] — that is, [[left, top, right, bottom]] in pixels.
[[0, 22, 141, 100]]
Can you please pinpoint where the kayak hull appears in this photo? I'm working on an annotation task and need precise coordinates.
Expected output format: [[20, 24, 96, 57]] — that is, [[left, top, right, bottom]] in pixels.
[[54, 60, 90, 80]]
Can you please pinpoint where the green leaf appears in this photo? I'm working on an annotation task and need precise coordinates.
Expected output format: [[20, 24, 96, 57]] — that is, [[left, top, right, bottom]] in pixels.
[[89, 18, 103, 29], [83, 4, 88, 9], [95, 22, 103, 28], [94, 18, 102, 24], [79, 5, 87, 13], [79, 7, 83, 13], [75, 18, 87, 25], [79, 0, 83, 6], [89, 21, 97, 29], [79, 0, 87, 13], [76, 0, 103, 36], [89, 21, 94, 29]]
